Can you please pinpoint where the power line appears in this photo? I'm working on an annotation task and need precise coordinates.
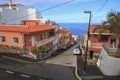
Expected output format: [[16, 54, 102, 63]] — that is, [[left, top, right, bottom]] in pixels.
[[94, 0, 109, 14], [92, 0, 109, 22], [7, 0, 75, 22]]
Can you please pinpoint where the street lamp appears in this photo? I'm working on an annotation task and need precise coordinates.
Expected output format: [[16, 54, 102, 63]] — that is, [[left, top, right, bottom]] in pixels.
[[84, 11, 91, 71]]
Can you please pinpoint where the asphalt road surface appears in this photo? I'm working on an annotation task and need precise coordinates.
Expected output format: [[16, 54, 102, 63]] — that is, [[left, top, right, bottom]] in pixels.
[[0, 44, 77, 80]]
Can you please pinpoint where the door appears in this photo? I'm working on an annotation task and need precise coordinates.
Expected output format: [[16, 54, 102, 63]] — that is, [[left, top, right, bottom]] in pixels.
[[110, 38, 116, 48]]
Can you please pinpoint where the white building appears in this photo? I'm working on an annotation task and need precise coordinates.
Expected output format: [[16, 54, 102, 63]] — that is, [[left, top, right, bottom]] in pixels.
[[27, 5, 42, 20], [0, 0, 42, 25], [72, 35, 78, 41]]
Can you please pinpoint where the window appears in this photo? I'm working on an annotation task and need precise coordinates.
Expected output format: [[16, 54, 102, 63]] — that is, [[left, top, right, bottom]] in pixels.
[[31, 36, 37, 46], [12, 7, 17, 10], [40, 33, 43, 40], [0, 36, 6, 42], [12, 7, 18, 10], [48, 31, 54, 38], [13, 37, 19, 44], [44, 32, 48, 38], [99, 35, 108, 42]]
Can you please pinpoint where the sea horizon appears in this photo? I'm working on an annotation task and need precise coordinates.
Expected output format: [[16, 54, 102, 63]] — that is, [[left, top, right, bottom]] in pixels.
[[59, 23, 101, 39]]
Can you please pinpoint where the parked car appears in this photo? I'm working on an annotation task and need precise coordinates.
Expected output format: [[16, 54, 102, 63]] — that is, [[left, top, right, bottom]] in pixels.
[[73, 48, 81, 55], [61, 45, 67, 50], [70, 41, 75, 45], [76, 44, 80, 50]]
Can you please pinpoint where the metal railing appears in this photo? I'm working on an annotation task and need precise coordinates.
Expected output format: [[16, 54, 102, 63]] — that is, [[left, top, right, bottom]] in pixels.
[[102, 45, 120, 57]]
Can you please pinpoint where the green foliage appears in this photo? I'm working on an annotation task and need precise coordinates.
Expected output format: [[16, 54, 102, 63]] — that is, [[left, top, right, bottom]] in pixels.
[[35, 46, 50, 54], [93, 11, 120, 38]]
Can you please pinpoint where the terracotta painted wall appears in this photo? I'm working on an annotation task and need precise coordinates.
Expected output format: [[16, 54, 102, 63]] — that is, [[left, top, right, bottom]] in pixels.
[[90, 34, 116, 47], [24, 21, 39, 26], [25, 30, 54, 52], [0, 31, 24, 48]]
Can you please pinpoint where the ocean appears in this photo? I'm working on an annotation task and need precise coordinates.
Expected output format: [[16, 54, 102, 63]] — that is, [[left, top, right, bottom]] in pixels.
[[59, 23, 89, 39]]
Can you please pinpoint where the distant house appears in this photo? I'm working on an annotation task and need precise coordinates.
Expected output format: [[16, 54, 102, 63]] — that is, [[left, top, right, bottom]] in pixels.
[[0, 20, 55, 59], [83, 25, 120, 58], [51, 21, 59, 51], [58, 27, 73, 48], [72, 35, 78, 42], [58, 27, 65, 48]]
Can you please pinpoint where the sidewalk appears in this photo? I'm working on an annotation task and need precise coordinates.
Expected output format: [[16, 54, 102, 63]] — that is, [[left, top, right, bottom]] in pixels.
[[0, 49, 64, 63], [77, 55, 120, 80]]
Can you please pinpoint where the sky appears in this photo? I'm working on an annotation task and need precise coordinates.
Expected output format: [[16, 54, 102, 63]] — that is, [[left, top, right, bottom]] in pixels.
[[0, 0, 120, 23]]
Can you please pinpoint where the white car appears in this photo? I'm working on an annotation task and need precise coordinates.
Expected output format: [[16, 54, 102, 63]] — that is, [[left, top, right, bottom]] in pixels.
[[61, 45, 67, 49], [73, 48, 81, 55]]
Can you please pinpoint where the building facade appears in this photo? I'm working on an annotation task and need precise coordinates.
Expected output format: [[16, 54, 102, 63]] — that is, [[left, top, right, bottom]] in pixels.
[[58, 27, 73, 48], [0, 0, 42, 25], [83, 25, 120, 58], [0, 20, 55, 59]]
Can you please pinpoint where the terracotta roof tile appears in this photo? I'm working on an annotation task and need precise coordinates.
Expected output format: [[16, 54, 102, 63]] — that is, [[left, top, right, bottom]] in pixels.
[[89, 25, 110, 33], [0, 3, 23, 6], [0, 25, 54, 33]]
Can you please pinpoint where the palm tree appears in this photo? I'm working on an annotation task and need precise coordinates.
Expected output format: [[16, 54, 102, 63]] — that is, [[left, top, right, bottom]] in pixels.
[[93, 11, 120, 48]]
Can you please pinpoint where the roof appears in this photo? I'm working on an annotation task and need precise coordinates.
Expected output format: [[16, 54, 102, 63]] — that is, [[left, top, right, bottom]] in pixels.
[[0, 3, 24, 7], [22, 20, 40, 22], [58, 27, 64, 32], [0, 25, 54, 33], [89, 25, 110, 33]]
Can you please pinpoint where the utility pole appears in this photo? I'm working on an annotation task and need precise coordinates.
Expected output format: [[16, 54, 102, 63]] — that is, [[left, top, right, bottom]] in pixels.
[[84, 11, 91, 71]]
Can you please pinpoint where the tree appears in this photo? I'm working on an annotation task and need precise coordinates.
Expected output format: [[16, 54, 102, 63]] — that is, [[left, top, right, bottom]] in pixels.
[[93, 11, 120, 47]]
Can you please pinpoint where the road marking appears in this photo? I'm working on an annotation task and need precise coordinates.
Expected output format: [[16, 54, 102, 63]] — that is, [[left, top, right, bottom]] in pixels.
[[20, 74, 31, 78], [6, 70, 14, 74]]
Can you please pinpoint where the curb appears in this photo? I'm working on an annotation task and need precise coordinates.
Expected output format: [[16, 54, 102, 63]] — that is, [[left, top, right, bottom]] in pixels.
[[75, 55, 82, 80], [2, 53, 63, 64], [2, 56, 38, 64]]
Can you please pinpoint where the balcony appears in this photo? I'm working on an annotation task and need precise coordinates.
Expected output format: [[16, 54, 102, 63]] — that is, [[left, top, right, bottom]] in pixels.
[[103, 45, 120, 58], [36, 36, 55, 47], [88, 43, 103, 51], [89, 43, 103, 48]]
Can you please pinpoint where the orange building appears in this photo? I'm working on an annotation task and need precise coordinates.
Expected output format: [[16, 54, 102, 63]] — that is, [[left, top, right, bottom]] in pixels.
[[83, 25, 120, 58], [58, 27, 64, 48], [58, 27, 73, 48], [0, 20, 55, 59]]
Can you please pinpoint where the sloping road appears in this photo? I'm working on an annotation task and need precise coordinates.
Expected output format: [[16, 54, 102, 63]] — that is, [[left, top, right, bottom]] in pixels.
[[0, 45, 77, 80], [45, 45, 77, 67]]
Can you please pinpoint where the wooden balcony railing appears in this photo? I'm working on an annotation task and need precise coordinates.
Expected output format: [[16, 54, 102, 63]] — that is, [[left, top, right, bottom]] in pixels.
[[89, 43, 103, 48], [36, 36, 55, 47]]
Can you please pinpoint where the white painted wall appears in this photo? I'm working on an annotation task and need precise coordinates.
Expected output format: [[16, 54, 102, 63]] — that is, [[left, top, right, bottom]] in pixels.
[[0, 4, 42, 25], [98, 47, 120, 76], [72, 35, 78, 41], [0, 5, 28, 24], [27, 8, 42, 20]]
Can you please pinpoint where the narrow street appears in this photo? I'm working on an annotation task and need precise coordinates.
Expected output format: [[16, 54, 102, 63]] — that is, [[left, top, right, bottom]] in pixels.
[[0, 45, 78, 80], [45, 45, 77, 67]]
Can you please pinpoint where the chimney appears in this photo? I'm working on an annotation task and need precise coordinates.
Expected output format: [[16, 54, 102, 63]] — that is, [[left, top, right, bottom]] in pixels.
[[30, 5, 33, 9], [8, 0, 12, 6]]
